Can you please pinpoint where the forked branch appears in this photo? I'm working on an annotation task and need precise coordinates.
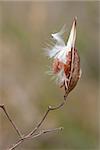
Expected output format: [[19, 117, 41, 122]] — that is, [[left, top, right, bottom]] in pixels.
[[0, 92, 69, 150], [8, 127, 63, 150]]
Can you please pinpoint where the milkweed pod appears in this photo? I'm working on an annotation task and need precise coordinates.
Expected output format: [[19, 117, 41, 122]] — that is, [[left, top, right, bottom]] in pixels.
[[46, 17, 81, 94]]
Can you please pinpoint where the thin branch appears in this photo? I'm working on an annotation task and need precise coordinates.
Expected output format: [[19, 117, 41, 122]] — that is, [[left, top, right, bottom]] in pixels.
[[7, 139, 24, 150], [8, 127, 63, 150], [8, 92, 68, 150], [25, 92, 68, 138], [0, 104, 23, 138], [30, 127, 63, 139]]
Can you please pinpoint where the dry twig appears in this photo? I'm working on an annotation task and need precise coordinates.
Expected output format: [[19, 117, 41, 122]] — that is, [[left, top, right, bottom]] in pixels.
[[0, 104, 23, 138], [8, 127, 63, 150], [7, 92, 68, 150]]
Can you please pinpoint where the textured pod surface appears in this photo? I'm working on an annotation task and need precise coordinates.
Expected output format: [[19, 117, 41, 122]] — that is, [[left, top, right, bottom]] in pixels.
[[67, 48, 80, 93]]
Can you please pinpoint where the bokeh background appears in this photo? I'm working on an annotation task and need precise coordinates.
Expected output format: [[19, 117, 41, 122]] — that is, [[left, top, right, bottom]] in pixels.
[[0, 1, 99, 150]]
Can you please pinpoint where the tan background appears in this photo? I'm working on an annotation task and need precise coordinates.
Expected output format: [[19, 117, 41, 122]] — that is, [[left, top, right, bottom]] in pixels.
[[0, 1, 99, 150]]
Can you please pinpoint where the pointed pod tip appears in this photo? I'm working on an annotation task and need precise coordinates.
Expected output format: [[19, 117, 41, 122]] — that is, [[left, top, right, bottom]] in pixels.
[[74, 16, 77, 26]]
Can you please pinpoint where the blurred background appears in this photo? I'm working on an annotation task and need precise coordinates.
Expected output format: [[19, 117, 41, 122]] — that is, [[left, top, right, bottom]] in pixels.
[[0, 1, 99, 150]]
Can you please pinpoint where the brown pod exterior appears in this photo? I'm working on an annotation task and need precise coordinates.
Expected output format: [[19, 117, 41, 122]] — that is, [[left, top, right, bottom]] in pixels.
[[68, 48, 80, 93]]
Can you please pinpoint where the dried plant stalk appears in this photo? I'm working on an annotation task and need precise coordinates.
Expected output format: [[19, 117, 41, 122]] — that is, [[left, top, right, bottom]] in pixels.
[[0, 17, 81, 150]]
